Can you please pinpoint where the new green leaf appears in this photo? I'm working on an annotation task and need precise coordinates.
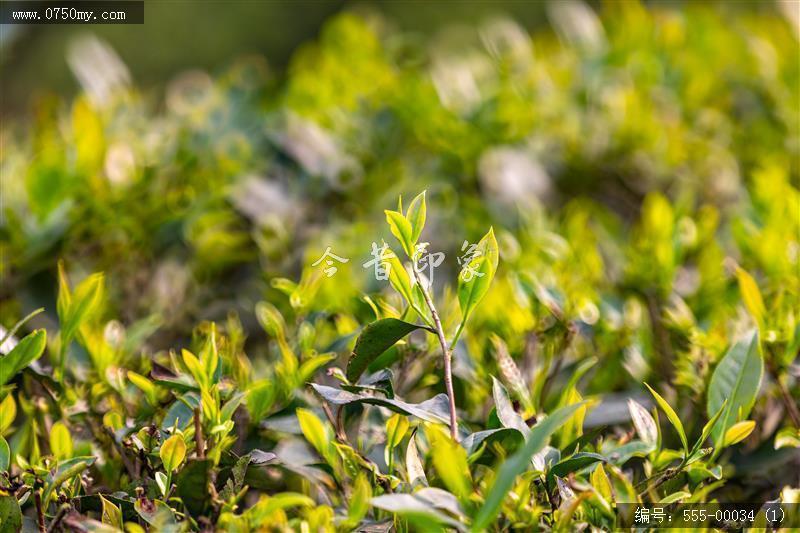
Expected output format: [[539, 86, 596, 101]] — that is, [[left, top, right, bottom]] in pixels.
[[385, 209, 415, 257], [160, 434, 187, 472], [645, 383, 688, 454], [456, 228, 498, 342], [406, 190, 427, 245]]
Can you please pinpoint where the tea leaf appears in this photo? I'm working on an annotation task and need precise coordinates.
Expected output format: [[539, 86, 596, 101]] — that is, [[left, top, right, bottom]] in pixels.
[[707, 330, 763, 445], [176, 459, 212, 517], [371, 493, 463, 532], [60, 272, 104, 347], [385, 209, 415, 257], [0, 436, 9, 471], [127, 371, 158, 405], [694, 399, 727, 454], [0, 495, 22, 533], [347, 473, 372, 527], [100, 495, 123, 529], [50, 421, 73, 460], [0, 329, 47, 386], [182, 349, 207, 390], [426, 424, 472, 503], [736, 268, 765, 330], [296, 408, 334, 465], [659, 491, 691, 504], [156, 471, 169, 496], [723, 420, 756, 447], [627, 399, 657, 447], [346, 318, 433, 382], [43, 456, 96, 504], [311, 384, 451, 424], [0, 394, 16, 434], [549, 452, 604, 478], [160, 434, 187, 472], [645, 383, 688, 454], [491, 376, 529, 435], [255, 301, 286, 340], [774, 427, 800, 449], [456, 228, 498, 338], [386, 413, 409, 450], [591, 463, 613, 502], [472, 401, 586, 531], [405, 190, 427, 245], [406, 431, 428, 487]]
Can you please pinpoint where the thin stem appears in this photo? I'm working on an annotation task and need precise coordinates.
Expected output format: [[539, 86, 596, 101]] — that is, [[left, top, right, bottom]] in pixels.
[[34, 489, 45, 533], [321, 401, 346, 441], [411, 266, 458, 440], [46, 503, 71, 533], [450, 320, 466, 349]]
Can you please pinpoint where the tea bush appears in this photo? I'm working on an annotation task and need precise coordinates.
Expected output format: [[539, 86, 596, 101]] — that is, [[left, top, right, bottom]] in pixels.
[[1, 2, 799, 531]]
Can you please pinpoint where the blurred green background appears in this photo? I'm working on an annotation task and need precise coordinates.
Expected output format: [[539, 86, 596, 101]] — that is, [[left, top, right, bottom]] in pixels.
[[3, 1, 782, 116], [1, 0, 799, 506], [2, 0, 565, 116]]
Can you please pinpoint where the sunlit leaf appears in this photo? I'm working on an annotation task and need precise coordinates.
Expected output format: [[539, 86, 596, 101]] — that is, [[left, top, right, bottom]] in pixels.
[[386, 413, 409, 451], [723, 420, 756, 447], [0, 395, 16, 434], [49, 421, 73, 460], [100, 495, 123, 530], [296, 408, 334, 465], [645, 383, 688, 454], [176, 459, 212, 517], [591, 463, 613, 503], [385, 209, 415, 257], [346, 473, 372, 527], [160, 434, 187, 472], [456, 228, 498, 339], [736, 268, 765, 330], [406, 190, 427, 245], [659, 491, 691, 504], [425, 424, 472, 503], [60, 272, 104, 347]]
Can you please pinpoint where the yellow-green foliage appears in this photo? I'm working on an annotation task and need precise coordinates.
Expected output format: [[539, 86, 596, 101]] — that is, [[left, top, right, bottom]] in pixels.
[[0, 2, 798, 531]]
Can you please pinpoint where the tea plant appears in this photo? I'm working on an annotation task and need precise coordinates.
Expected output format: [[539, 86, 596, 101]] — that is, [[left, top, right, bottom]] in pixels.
[[2, 188, 799, 531], [1, 2, 799, 531]]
